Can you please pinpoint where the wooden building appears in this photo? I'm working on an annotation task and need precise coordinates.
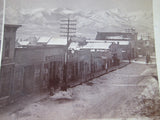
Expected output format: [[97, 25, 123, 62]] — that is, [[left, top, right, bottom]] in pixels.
[[0, 24, 21, 106]]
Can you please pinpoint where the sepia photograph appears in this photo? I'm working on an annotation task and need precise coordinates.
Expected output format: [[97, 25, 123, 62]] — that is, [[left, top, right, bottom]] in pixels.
[[0, 0, 159, 120]]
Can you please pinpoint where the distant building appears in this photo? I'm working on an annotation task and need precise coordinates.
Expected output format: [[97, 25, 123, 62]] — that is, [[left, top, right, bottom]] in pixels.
[[68, 40, 122, 63], [137, 35, 155, 56], [81, 41, 112, 51], [95, 30, 138, 59]]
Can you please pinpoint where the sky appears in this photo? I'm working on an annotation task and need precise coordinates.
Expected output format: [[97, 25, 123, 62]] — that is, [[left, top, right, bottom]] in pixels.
[[7, 0, 152, 12]]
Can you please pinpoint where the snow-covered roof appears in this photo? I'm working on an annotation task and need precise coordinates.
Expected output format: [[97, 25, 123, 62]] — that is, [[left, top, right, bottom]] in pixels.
[[86, 40, 106, 43], [86, 39, 129, 45], [47, 38, 67, 45], [68, 42, 80, 50], [68, 40, 129, 51], [37, 36, 51, 43], [81, 42, 112, 50], [68, 40, 113, 51], [106, 36, 130, 40], [18, 41, 30, 46], [104, 40, 129, 45]]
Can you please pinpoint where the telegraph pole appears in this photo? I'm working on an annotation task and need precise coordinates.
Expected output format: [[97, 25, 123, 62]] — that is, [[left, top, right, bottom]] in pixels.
[[60, 18, 76, 90], [0, 0, 6, 68]]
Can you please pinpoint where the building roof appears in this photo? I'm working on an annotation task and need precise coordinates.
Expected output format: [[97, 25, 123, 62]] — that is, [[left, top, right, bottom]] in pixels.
[[86, 39, 129, 45], [69, 40, 114, 51], [106, 36, 130, 40], [86, 40, 106, 43], [106, 40, 129, 45], [68, 39, 130, 51], [18, 41, 30, 46], [95, 32, 135, 40], [81, 42, 112, 50], [37, 36, 51, 43], [47, 38, 67, 46]]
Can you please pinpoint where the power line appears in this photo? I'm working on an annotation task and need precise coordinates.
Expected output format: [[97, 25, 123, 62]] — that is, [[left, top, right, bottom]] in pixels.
[[60, 18, 76, 91], [60, 18, 76, 41]]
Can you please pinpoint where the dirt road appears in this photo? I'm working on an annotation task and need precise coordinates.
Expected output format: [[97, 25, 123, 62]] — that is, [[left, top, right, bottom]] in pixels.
[[0, 62, 159, 120]]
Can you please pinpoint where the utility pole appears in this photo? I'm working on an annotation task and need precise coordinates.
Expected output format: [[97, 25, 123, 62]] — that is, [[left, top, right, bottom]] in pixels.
[[0, 0, 6, 68], [60, 18, 76, 90]]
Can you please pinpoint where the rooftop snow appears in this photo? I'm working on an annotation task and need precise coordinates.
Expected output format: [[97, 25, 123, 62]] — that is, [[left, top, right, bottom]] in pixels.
[[88, 40, 129, 45], [68, 42, 80, 50], [37, 37, 51, 43], [69, 40, 113, 51], [106, 40, 129, 45], [106, 36, 130, 40], [81, 42, 112, 50], [18, 41, 30, 46], [86, 40, 107, 43], [47, 38, 67, 45]]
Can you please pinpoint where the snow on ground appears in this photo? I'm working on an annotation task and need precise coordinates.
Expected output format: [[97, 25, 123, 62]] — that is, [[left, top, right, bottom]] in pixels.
[[139, 77, 159, 99], [0, 59, 159, 120], [117, 64, 159, 119]]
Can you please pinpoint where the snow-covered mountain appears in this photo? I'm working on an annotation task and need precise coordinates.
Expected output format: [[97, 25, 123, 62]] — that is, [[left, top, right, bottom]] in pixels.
[[5, 8, 154, 39]]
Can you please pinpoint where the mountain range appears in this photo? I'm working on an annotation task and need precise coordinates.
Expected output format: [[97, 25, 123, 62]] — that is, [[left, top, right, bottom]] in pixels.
[[5, 7, 154, 39]]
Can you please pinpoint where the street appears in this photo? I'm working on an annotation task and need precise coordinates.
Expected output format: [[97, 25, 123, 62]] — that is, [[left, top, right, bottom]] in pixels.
[[0, 59, 159, 120]]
